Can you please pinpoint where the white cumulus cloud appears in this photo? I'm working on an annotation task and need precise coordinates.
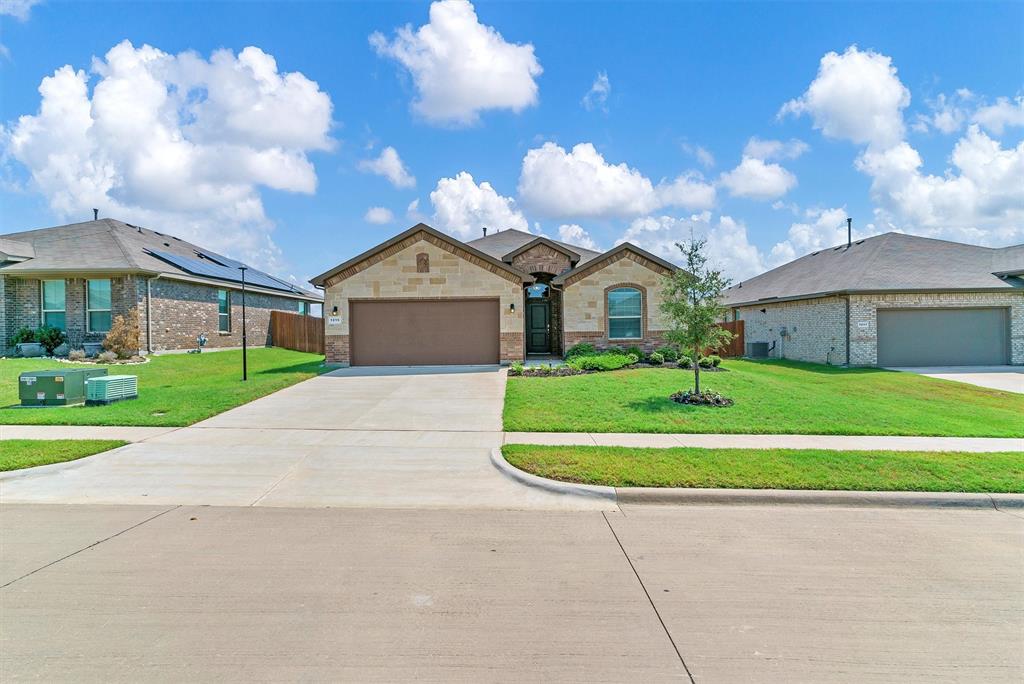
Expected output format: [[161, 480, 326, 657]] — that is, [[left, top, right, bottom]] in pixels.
[[618, 212, 767, 281], [4, 40, 334, 271], [972, 95, 1024, 136], [0, 0, 40, 20], [581, 71, 610, 112], [742, 137, 809, 160], [557, 224, 598, 251], [429, 171, 528, 239], [780, 45, 910, 149], [370, 0, 542, 126], [767, 207, 859, 266], [358, 146, 416, 188], [719, 156, 797, 200], [518, 142, 715, 219], [364, 206, 394, 224]]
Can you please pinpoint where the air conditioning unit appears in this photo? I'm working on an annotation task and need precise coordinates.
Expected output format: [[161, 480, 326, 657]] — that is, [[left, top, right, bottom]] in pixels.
[[86, 375, 138, 405], [745, 342, 769, 359]]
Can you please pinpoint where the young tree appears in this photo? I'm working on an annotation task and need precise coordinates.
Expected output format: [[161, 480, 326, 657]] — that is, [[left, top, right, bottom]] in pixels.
[[659, 237, 733, 394]]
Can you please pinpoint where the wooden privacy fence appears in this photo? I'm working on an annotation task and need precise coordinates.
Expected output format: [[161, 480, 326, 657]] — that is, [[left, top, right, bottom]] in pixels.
[[270, 311, 324, 355], [714, 319, 745, 357]]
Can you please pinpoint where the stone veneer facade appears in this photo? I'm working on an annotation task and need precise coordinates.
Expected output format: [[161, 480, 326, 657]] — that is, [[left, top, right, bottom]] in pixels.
[[561, 251, 672, 353], [510, 244, 572, 277], [734, 290, 1023, 366], [1, 274, 305, 353], [322, 235, 524, 365]]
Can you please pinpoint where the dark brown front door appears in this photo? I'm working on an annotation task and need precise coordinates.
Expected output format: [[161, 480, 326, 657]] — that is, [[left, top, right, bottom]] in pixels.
[[349, 299, 500, 366], [526, 300, 550, 353]]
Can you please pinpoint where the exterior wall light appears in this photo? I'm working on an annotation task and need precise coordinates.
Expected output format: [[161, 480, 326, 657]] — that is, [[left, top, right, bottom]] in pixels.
[[509, 302, 515, 313], [331, 305, 339, 315]]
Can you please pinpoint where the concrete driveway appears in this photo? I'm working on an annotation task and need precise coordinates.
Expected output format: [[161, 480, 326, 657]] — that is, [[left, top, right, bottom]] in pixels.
[[891, 365, 1024, 394], [0, 366, 610, 510]]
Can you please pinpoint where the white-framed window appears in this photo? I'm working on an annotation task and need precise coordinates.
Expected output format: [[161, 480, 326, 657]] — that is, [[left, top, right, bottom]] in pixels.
[[218, 289, 231, 332], [41, 279, 66, 330], [607, 287, 642, 339], [87, 279, 112, 332]]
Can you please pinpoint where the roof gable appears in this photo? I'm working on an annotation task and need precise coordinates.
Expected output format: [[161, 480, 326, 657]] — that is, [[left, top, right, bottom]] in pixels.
[[465, 228, 603, 266], [310, 223, 532, 287], [553, 242, 678, 286], [502, 236, 580, 263]]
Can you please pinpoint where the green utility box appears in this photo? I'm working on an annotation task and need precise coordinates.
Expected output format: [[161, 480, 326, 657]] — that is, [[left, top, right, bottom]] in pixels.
[[86, 375, 138, 405], [18, 368, 108, 407]]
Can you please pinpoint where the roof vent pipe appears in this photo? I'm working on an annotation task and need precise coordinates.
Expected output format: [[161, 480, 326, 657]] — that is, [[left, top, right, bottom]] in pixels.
[[93, 208, 99, 221], [847, 217, 852, 248], [482, 226, 488, 237]]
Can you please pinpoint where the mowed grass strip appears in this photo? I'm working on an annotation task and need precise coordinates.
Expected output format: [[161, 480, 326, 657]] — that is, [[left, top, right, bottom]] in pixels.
[[0, 348, 326, 427], [502, 444, 1024, 493], [0, 439, 127, 471], [503, 360, 1024, 437]]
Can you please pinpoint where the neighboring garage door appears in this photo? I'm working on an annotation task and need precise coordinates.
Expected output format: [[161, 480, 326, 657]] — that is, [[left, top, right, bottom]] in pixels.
[[350, 299, 500, 366], [877, 308, 1010, 366]]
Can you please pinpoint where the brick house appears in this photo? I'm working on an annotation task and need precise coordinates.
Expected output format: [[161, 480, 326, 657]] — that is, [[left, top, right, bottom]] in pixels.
[[0, 218, 321, 354], [310, 223, 678, 366], [719, 232, 1023, 367]]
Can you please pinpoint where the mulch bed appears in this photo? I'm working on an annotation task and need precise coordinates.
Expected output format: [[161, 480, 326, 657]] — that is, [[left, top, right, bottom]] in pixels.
[[669, 389, 735, 407], [510, 361, 730, 378]]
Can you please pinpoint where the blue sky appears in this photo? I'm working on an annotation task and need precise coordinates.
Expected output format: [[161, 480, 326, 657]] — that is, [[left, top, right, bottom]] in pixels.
[[2, 1, 1022, 285]]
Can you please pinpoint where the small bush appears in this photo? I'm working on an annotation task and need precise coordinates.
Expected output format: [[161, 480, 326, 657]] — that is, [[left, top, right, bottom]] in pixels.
[[566, 342, 596, 358], [654, 345, 679, 362], [509, 361, 525, 376], [678, 355, 693, 368], [96, 350, 117, 364], [36, 326, 66, 356], [626, 353, 639, 365], [102, 307, 141, 359], [68, 349, 87, 361], [707, 354, 722, 367], [567, 353, 635, 372], [625, 345, 644, 359], [12, 327, 36, 345], [605, 345, 625, 355], [648, 351, 664, 365], [698, 356, 713, 368]]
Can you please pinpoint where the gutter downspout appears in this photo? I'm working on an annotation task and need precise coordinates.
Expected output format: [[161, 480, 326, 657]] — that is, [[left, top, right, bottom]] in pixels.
[[844, 294, 851, 366], [146, 274, 162, 355]]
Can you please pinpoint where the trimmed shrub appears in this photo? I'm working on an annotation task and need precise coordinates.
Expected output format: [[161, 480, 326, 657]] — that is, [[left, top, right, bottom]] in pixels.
[[565, 342, 597, 358], [678, 355, 693, 368], [102, 307, 141, 359], [11, 327, 36, 345], [68, 349, 87, 361], [654, 345, 679, 363], [566, 353, 635, 372], [708, 354, 722, 367], [648, 351, 664, 365], [36, 326, 66, 356], [625, 345, 644, 359], [96, 350, 117, 364], [509, 361, 525, 376]]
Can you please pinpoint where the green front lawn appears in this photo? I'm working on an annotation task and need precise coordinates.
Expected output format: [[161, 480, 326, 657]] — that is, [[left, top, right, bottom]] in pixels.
[[504, 360, 1024, 437], [0, 348, 326, 426], [0, 439, 127, 471], [502, 444, 1024, 493]]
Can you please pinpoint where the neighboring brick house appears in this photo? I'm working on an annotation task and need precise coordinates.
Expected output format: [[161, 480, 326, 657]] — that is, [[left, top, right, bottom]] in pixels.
[[310, 223, 678, 366], [0, 218, 321, 354], [720, 232, 1024, 367]]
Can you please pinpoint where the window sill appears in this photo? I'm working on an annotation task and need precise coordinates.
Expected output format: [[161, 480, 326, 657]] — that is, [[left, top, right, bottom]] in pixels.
[[217, 331, 232, 336]]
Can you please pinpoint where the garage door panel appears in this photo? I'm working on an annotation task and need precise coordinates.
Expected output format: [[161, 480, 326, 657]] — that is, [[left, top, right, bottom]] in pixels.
[[350, 300, 500, 366], [877, 308, 1010, 367]]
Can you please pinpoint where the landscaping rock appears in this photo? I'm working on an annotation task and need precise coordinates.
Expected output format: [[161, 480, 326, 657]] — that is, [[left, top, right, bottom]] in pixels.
[[669, 389, 735, 406]]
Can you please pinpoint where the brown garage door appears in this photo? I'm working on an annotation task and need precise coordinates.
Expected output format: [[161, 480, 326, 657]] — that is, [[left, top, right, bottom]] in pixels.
[[350, 299, 500, 366]]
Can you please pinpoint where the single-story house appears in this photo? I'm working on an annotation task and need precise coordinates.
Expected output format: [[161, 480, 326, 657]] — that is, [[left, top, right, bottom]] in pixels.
[[0, 218, 321, 354], [719, 232, 1023, 367], [310, 223, 678, 366]]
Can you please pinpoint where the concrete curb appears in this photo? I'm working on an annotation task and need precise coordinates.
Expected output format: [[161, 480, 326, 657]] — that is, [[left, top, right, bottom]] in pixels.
[[492, 448, 1024, 509], [489, 448, 617, 501], [0, 442, 133, 481]]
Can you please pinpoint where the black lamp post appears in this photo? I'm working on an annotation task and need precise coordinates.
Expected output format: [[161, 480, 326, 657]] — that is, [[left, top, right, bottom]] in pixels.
[[239, 266, 248, 381]]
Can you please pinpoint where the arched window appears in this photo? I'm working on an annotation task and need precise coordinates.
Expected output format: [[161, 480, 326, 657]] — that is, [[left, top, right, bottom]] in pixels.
[[526, 283, 549, 299], [607, 287, 642, 339]]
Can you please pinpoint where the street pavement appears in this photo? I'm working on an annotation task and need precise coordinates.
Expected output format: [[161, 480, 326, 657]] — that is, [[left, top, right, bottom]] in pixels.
[[2, 503, 1021, 682]]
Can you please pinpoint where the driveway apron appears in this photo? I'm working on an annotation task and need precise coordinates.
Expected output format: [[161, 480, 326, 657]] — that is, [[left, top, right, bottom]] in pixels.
[[0, 366, 611, 511]]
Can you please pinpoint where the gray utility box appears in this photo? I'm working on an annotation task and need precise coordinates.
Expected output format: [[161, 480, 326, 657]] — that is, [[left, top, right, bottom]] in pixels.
[[19, 368, 108, 407], [86, 374, 138, 405]]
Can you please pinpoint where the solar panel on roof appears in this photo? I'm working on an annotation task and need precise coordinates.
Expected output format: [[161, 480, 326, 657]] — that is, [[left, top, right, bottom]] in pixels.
[[145, 249, 305, 294]]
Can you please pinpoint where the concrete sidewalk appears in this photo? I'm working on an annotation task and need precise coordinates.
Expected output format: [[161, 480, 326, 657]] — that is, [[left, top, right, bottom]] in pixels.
[[503, 431, 1024, 452], [5, 424, 1022, 452]]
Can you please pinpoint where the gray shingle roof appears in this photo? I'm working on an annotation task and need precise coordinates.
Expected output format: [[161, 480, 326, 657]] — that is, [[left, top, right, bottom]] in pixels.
[[0, 219, 320, 300], [720, 232, 1024, 307], [465, 228, 603, 266]]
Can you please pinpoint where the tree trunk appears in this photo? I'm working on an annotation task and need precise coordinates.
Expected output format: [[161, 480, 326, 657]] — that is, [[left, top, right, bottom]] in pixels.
[[693, 344, 700, 394]]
